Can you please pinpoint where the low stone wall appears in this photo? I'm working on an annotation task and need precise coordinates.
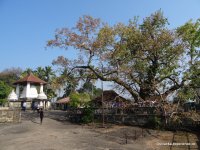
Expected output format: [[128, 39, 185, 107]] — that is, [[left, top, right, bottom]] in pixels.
[[0, 108, 21, 123], [9, 101, 22, 108], [9, 101, 31, 109]]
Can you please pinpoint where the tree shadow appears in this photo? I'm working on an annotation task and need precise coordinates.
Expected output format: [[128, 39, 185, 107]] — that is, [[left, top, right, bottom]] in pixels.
[[145, 129, 159, 138]]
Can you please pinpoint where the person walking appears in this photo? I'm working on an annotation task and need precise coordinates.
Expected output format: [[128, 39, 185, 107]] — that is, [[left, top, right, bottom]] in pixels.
[[39, 108, 44, 124], [23, 102, 26, 111], [37, 104, 40, 113]]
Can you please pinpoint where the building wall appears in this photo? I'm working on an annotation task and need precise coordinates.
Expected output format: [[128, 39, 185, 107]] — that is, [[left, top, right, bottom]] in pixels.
[[9, 102, 21, 108], [9, 101, 32, 109], [9, 101, 51, 110], [0, 108, 21, 123]]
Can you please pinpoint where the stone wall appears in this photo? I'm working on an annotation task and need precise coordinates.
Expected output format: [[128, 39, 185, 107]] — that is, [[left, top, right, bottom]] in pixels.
[[9, 101, 51, 110], [9, 101, 21, 108], [9, 101, 32, 109], [0, 108, 21, 123]]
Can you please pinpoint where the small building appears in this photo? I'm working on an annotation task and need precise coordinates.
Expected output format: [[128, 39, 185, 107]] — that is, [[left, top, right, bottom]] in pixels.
[[8, 73, 50, 110], [92, 90, 130, 108], [55, 97, 70, 110]]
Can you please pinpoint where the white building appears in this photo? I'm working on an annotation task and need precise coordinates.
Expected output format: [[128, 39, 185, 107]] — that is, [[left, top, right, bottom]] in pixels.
[[8, 73, 50, 109]]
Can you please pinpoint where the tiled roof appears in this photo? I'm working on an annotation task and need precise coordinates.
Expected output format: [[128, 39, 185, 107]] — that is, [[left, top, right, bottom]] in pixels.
[[56, 97, 70, 104], [94, 90, 128, 102], [14, 73, 47, 85]]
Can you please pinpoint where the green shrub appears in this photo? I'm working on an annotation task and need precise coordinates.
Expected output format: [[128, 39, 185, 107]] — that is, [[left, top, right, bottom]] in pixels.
[[82, 106, 94, 123], [69, 92, 91, 108], [145, 116, 162, 129], [0, 99, 7, 106], [0, 81, 11, 106]]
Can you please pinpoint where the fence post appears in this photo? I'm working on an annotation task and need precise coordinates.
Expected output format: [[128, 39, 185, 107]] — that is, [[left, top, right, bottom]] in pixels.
[[135, 130, 137, 140], [124, 131, 128, 144]]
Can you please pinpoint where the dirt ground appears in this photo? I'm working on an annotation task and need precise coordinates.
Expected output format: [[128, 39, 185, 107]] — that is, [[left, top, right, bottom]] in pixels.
[[0, 110, 199, 150]]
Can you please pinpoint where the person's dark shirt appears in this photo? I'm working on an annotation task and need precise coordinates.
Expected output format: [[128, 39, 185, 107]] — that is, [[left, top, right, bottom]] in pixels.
[[40, 110, 44, 118]]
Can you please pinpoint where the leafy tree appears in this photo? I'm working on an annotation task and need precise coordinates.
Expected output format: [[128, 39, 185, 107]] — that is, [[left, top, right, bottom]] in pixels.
[[78, 81, 102, 99], [21, 68, 34, 77], [69, 92, 90, 108], [0, 81, 12, 106], [61, 68, 78, 96], [80, 92, 91, 106], [0, 67, 22, 87], [63, 83, 74, 97], [48, 11, 199, 102], [177, 19, 200, 66], [35, 67, 45, 80], [44, 66, 55, 82], [34, 66, 56, 82], [78, 81, 93, 94], [82, 106, 94, 123], [176, 88, 196, 104], [46, 88, 57, 100], [51, 64, 79, 97], [69, 92, 81, 108], [177, 19, 200, 99], [40, 66, 57, 99]]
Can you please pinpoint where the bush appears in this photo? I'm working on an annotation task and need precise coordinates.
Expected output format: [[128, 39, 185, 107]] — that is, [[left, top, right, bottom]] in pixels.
[[82, 106, 94, 123], [145, 116, 162, 129], [0, 99, 7, 106], [69, 92, 91, 108], [0, 81, 11, 106]]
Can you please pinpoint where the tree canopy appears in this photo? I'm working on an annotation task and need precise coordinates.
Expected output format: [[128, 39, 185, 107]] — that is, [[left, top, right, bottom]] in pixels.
[[69, 92, 91, 108], [0, 81, 12, 106], [0, 67, 22, 88], [48, 11, 200, 102]]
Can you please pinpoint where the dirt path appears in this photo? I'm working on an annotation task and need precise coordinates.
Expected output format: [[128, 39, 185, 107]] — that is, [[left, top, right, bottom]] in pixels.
[[0, 111, 199, 150]]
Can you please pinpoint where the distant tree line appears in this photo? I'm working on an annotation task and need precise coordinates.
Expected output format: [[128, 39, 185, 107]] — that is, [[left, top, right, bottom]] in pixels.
[[0, 66, 102, 106]]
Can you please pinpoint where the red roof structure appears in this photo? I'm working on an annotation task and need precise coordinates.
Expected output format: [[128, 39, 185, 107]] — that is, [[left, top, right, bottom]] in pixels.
[[92, 90, 131, 108], [94, 90, 127, 102], [56, 97, 70, 104], [14, 73, 47, 85]]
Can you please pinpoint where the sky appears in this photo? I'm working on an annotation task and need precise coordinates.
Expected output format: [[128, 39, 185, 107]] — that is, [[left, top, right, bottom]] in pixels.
[[0, 0, 200, 72]]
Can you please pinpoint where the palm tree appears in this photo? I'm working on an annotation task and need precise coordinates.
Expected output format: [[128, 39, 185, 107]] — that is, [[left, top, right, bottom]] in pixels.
[[35, 67, 45, 80], [44, 66, 55, 82], [21, 68, 34, 77]]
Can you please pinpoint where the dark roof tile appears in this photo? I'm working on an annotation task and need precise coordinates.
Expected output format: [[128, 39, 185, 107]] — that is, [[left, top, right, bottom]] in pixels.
[[14, 73, 46, 85]]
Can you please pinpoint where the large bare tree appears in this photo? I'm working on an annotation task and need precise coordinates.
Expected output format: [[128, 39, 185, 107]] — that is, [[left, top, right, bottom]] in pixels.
[[47, 11, 199, 102]]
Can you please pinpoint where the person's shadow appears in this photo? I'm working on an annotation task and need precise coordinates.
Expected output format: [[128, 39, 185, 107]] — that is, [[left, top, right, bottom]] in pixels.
[[31, 118, 40, 124], [29, 112, 41, 124]]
